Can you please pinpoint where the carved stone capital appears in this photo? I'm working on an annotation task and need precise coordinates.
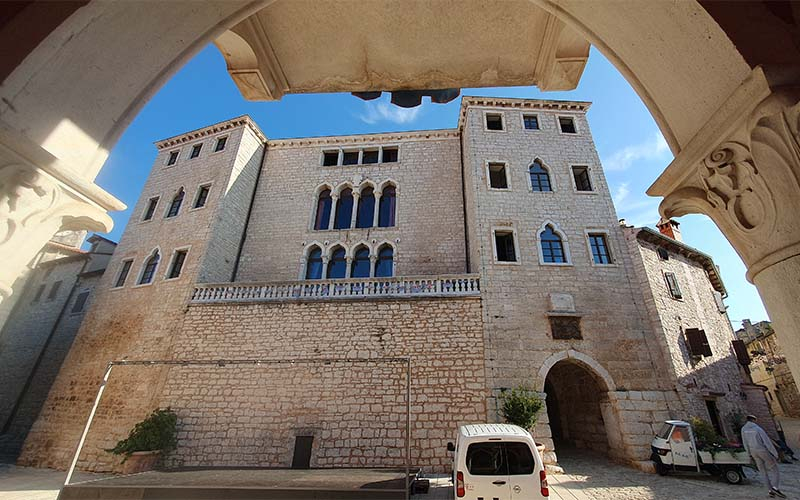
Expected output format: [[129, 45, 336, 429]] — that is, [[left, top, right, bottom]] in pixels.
[[651, 68, 800, 281]]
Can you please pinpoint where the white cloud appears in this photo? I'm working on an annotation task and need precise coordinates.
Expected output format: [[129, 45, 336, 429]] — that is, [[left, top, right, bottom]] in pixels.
[[612, 182, 629, 206], [603, 132, 670, 171], [358, 101, 421, 125]]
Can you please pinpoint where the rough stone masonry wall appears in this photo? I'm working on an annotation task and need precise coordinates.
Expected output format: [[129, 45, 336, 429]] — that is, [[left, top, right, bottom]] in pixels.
[[623, 231, 747, 438], [235, 133, 467, 281], [159, 298, 486, 473], [461, 102, 675, 465], [19, 123, 263, 471]]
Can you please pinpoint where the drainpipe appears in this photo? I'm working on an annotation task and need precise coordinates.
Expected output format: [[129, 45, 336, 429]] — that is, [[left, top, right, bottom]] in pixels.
[[231, 142, 268, 282], [459, 131, 471, 273]]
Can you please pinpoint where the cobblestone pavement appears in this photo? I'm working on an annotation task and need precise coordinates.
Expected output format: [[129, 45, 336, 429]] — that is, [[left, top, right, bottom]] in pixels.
[[414, 449, 800, 500]]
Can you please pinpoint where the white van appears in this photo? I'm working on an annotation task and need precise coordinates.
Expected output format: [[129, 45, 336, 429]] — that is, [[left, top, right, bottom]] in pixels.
[[447, 424, 548, 499]]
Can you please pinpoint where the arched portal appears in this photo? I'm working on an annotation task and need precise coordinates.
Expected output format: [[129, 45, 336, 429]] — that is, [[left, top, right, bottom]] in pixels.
[[543, 358, 615, 457]]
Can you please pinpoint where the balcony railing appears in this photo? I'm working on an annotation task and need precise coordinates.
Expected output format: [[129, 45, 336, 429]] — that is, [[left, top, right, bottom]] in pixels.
[[190, 275, 480, 304]]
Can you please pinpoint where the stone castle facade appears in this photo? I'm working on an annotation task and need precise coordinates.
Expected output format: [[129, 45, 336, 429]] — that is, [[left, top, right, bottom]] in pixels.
[[18, 97, 755, 473]]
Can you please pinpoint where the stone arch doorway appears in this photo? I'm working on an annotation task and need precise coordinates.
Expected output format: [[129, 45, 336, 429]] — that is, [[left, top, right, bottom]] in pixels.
[[543, 359, 614, 456]]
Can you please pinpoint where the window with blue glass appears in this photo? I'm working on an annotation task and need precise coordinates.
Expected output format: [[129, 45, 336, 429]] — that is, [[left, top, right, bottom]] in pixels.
[[588, 233, 611, 264], [378, 185, 396, 227], [540, 225, 567, 263], [139, 250, 160, 284], [334, 189, 354, 229], [326, 247, 347, 279], [305, 247, 323, 279], [314, 189, 332, 230], [529, 161, 552, 192], [375, 246, 394, 277], [356, 187, 375, 228], [350, 247, 371, 278]]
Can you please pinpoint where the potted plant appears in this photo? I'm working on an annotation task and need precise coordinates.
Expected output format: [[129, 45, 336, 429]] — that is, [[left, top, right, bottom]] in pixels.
[[107, 408, 177, 474], [499, 385, 545, 454]]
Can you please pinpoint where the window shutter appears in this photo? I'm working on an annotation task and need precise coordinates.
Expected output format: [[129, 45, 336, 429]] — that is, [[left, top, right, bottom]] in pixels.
[[712, 291, 726, 313], [732, 340, 751, 366], [685, 328, 712, 357], [665, 272, 682, 299]]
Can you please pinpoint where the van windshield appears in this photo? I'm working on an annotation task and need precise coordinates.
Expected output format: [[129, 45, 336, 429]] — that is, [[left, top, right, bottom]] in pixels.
[[657, 423, 673, 439], [466, 441, 535, 476]]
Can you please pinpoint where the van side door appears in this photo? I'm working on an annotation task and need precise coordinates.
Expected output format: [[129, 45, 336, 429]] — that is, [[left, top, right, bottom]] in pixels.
[[506, 442, 540, 499]]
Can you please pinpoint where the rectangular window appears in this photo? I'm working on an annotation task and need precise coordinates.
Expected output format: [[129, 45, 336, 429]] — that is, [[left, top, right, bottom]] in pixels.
[[523, 114, 539, 130], [588, 233, 611, 264], [167, 249, 188, 279], [167, 151, 179, 166], [322, 151, 339, 166], [550, 316, 582, 340], [559, 116, 577, 133], [194, 185, 211, 208], [488, 163, 509, 189], [33, 284, 45, 302], [657, 247, 670, 261], [47, 280, 62, 300], [142, 197, 159, 221], [572, 166, 593, 191], [115, 260, 133, 288], [214, 136, 227, 152], [486, 113, 504, 131], [362, 150, 379, 164], [381, 147, 398, 163], [685, 328, 712, 357], [494, 231, 517, 262], [342, 151, 359, 165], [71, 291, 90, 314], [664, 271, 682, 299], [189, 143, 202, 159]]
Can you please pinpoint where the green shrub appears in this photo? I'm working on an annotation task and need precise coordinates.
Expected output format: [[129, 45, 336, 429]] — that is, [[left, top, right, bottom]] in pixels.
[[499, 385, 544, 431], [728, 411, 746, 443], [107, 408, 177, 462], [689, 416, 724, 449]]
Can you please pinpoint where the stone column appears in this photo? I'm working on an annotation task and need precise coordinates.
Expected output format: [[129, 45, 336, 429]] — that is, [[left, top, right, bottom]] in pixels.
[[649, 66, 800, 386], [0, 129, 124, 303], [373, 190, 382, 228], [369, 255, 378, 277], [329, 194, 339, 230], [350, 191, 360, 229]]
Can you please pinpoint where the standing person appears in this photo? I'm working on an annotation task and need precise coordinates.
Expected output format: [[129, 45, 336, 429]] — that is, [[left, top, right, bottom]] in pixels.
[[741, 415, 785, 498]]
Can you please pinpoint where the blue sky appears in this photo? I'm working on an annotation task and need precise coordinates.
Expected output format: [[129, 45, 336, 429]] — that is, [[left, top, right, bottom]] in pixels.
[[95, 45, 768, 328]]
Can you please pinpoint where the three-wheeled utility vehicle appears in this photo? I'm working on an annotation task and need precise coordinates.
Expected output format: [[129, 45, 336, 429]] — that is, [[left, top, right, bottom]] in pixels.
[[650, 420, 752, 484]]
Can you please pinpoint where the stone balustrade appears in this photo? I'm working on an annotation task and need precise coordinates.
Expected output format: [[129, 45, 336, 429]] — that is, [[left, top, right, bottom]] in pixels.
[[190, 274, 480, 304]]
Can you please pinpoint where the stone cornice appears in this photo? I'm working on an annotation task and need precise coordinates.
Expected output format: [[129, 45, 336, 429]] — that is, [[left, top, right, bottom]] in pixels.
[[266, 129, 459, 149], [155, 115, 268, 150], [458, 96, 591, 130]]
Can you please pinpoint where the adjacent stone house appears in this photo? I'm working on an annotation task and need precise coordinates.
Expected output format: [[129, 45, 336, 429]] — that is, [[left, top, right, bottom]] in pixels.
[[0, 233, 116, 462], [737, 319, 800, 419], [18, 97, 754, 474]]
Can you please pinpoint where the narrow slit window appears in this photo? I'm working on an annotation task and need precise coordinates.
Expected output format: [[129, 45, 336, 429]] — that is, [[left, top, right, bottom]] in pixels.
[[381, 147, 398, 163], [322, 151, 339, 166], [71, 291, 90, 314], [486, 113, 504, 131], [494, 231, 516, 262], [523, 115, 539, 130], [33, 284, 45, 302], [559, 117, 577, 134], [588, 233, 611, 264], [362, 150, 379, 164], [572, 166, 593, 192], [342, 151, 359, 165], [214, 136, 227, 152], [167, 249, 188, 279], [194, 185, 210, 208], [115, 260, 133, 288], [488, 163, 509, 189], [48, 280, 62, 300], [143, 197, 159, 221], [167, 151, 179, 166], [190, 143, 203, 159]]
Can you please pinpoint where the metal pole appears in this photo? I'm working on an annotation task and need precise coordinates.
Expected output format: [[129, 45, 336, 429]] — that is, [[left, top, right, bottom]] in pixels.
[[405, 357, 411, 500], [64, 362, 114, 486]]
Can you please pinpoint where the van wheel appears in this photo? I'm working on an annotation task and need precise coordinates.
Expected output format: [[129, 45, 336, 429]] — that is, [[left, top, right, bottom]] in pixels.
[[724, 467, 743, 484], [655, 462, 669, 476]]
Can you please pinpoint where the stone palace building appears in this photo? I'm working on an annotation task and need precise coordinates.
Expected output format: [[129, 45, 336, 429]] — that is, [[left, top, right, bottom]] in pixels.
[[16, 97, 765, 473]]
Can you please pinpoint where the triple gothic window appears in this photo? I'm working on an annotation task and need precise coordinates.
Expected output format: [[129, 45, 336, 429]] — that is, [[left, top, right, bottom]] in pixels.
[[314, 182, 397, 230], [304, 244, 395, 280]]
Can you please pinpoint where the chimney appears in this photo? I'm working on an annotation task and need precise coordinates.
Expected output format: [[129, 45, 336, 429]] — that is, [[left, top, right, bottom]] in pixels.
[[656, 218, 682, 242]]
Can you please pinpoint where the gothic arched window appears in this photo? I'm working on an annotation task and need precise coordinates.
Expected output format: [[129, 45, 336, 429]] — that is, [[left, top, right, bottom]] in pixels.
[[378, 185, 396, 227], [350, 246, 371, 278], [540, 225, 566, 263], [314, 189, 332, 230], [529, 161, 552, 192], [326, 247, 347, 279], [356, 187, 375, 228], [305, 246, 323, 279], [139, 250, 160, 284], [334, 188, 353, 229], [375, 245, 394, 277], [166, 188, 184, 218]]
